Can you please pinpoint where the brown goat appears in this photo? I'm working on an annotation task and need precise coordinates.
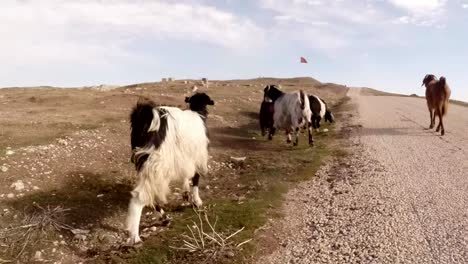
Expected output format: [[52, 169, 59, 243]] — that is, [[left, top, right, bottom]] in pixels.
[[422, 74, 451, 136]]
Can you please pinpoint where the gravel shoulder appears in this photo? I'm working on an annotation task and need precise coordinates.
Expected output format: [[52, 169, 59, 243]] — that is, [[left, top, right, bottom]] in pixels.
[[257, 90, 468, 264]]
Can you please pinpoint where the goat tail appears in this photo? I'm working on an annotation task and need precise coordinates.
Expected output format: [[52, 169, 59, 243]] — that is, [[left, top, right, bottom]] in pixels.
[[439, 77, 450, 116], [130, 98, 158, 133], [299, 90, 306, 110]]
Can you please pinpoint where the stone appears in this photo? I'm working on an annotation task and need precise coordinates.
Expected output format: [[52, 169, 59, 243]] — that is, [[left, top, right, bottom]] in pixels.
[[11, 180, 25, 191]]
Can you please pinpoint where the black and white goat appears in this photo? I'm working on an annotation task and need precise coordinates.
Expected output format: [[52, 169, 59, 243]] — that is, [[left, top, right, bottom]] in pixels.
[[263, 85, 312, 146], [308, 95, 334, 132], [127, 93, 214, 245]]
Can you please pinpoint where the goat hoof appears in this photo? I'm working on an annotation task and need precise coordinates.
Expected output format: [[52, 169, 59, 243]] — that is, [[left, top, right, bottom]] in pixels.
[[192, 198, 203, 208], [441, 130, 445, 136], [436, 127, 440, 132], [127, 235, 142, 246], [268, 135, 273, 140]]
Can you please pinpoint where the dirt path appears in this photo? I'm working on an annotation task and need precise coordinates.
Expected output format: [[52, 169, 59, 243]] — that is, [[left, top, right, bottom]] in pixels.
[[258, 90, 468, 263]]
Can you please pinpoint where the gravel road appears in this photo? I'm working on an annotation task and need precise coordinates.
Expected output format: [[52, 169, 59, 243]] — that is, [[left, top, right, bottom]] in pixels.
[[258, 90, 468, 264]]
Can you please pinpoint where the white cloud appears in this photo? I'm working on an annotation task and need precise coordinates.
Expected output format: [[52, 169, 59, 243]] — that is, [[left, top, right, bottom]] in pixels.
[[388, 0, 447, 26], [259, 0, 396, 53], [388, 0, 446, 13], [0, 0, 264, 67], [463, 3, 468, 9]]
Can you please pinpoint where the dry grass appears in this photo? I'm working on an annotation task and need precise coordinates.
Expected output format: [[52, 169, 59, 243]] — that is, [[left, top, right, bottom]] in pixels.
[[170, 207, 251, 261], [0, 205, 72, 261]]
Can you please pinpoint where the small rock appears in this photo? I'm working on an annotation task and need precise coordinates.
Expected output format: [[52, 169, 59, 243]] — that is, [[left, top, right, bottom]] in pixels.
[[0, 165, 8, 172], [33, 186, 40, 190], [205, 185, 211, 190], [97, 194, 104, 198], [11, 180, 25, 191], [71, 228, 90, 235], [230, 156, 246, 164], [224, 251, 235, 258], [57, 139, 68, 146], [323, 128, 329, 132], [74, 234, 86, 241], [34, 251, 43, 261], [99, 234, 117, 244], [150, 226, 157, 232], [6, 193, 14, 199], [5, 150, 14, 156]]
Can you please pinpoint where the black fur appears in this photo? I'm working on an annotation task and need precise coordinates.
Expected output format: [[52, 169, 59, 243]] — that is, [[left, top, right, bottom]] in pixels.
[[263, 85, 284, 102], [259, 101, 274, 137], [130, 98, 168, 171], [185, 93, 215, 120], [192, 173, 200, 186], [262, 85, 284, 140]]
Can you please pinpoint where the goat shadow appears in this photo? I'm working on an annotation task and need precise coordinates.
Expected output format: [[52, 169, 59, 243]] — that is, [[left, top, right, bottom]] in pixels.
[[6, 171, 132, 233], [209, 110, 312, 152]]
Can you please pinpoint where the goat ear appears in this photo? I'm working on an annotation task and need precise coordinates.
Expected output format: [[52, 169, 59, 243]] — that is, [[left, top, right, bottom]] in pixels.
[[185, 96, 190, 103], [208, 99, 214, 105]]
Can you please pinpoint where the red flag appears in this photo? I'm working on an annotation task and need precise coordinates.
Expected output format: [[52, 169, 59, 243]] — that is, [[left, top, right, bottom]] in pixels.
[[300, 57, 308, 63]]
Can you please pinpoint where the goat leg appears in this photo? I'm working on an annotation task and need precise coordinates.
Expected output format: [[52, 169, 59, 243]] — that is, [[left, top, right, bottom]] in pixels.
[[308, 122, 314, 146], [293, 127, 300, 146], [285, 129, 292, 144], [435, 109, 442, 132], [268, 127, 275, 140], [191, 173, 203, 208], [430, 109, 436, 129]]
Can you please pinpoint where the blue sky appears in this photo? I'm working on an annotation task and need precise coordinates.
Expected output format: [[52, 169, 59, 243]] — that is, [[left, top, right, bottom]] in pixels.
[[0, 0, 467, 101]]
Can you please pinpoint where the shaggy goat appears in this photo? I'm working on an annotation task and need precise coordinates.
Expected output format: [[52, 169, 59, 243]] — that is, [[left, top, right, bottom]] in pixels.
[[127, 93, 214, 245], [422, 74, 451, 136], [263, 85, 312, 146]]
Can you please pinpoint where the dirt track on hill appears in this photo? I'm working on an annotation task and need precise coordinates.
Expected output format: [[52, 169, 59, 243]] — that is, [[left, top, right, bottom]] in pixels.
[[258, 90, 468, 263]]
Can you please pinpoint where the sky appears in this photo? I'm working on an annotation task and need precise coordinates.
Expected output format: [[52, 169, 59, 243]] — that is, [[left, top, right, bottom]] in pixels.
[[0, 0, 467, 101]]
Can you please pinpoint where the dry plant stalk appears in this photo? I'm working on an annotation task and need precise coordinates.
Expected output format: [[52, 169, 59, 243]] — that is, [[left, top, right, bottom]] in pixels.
[[170, 208, 252, 255], [0, 205, 72, 260]]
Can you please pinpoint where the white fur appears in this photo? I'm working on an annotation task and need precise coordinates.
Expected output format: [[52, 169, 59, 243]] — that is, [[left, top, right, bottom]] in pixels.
[[127, 106, 209, 244], [273, 91, 312, 129], [273, 91, 312, 144]]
